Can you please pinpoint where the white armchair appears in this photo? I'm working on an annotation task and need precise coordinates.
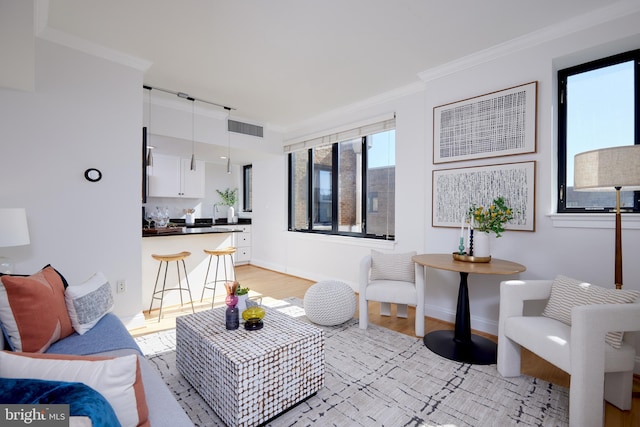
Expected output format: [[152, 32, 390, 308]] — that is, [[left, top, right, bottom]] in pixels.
[[497, 279, 640, 427], [358, 254, 424, 337]]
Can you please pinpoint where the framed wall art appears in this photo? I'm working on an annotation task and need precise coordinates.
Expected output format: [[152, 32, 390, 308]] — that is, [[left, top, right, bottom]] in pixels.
[[433, 81, 537, 164], [432, 161, 535, 231]]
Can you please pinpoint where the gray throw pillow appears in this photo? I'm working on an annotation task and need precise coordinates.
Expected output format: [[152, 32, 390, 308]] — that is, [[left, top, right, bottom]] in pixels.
[[370, 250, 416, 283], [542, 275, 639, 349], [65, 272, 114, 335]]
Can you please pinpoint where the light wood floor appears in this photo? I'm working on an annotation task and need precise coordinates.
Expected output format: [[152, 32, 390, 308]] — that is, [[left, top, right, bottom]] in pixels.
[[130, 264, 640, 426]]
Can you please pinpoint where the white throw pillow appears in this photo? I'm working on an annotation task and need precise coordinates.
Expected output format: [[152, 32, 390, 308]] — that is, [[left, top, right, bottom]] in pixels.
[[542, 275, 639, 349], [370, 250, 416, 283], [65, 272, 114, 335], [0, 351, 147, 427]]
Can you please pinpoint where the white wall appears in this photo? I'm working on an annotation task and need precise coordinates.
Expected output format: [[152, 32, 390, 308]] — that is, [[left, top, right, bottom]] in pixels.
[[254, 10, 640, 341], [0, 39, 144, 326], [419, 11, 640, 332], [0, 1, 35, 91]]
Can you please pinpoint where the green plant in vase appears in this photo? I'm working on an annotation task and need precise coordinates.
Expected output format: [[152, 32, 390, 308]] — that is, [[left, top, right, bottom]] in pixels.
[[468, 196, 514, 238], [235, 286, 250, 296], [216, 188, 238, 207], [216, 188, 238, 223], [234, 284, 251, 313], [467, 196, 514, 258]]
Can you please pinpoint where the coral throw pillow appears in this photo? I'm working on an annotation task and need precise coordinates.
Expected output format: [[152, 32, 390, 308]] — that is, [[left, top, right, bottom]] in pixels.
[[0, 266, 74, 352]]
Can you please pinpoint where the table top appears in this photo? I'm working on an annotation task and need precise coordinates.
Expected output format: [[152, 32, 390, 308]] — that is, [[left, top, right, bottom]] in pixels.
[[176, 303, 323, 363], [412, 253, 526, 275]]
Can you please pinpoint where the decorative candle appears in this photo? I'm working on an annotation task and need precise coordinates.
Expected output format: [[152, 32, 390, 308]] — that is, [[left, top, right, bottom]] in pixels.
[[458, 214, 465, 254]]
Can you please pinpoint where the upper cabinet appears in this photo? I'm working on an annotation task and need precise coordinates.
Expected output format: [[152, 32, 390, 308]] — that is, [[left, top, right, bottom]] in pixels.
[[148, 154, 205, 198]]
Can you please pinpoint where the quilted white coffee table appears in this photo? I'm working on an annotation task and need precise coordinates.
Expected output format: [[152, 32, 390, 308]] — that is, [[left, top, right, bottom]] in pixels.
[[176, 303, 325, 427]]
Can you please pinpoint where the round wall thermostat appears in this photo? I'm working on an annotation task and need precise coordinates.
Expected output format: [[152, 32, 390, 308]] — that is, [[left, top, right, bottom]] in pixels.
[[84, 168, 102, 182]]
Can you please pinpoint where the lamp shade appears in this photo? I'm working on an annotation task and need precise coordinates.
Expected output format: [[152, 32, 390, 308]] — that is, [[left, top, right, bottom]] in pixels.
[[0, 208, 30, 247], [574, 145, 640, 191]]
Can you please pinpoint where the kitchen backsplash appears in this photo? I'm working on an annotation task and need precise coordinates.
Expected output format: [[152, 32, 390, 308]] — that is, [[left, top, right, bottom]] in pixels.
[[143, 198, 251, 222]]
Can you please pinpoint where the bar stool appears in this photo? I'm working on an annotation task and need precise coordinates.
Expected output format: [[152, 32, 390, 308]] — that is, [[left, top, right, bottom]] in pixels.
[[201, 247, 237, 308], [149, 251, 195, 321]]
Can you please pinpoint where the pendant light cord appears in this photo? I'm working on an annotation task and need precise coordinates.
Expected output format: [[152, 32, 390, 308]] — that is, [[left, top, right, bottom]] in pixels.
[[226, 107, 232, 174], [190, 100, 196, 171]]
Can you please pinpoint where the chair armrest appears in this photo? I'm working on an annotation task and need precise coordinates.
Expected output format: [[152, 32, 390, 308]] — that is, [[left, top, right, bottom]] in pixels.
[[359, 255, 372, 295], [499, 279, 553, 318], [414, 262, 424, 305], [570, 302, 640, 410], [573, 302, 640, 338]]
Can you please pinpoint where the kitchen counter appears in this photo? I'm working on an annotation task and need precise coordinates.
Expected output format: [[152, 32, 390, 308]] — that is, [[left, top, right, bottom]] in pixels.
[[142, 217, 250, 237], [142, 226, 242, 237], [142, 228, 240, 309]]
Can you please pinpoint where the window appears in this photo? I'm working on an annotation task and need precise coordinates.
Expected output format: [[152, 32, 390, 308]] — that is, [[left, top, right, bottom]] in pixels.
[[558, 49, 639, 213], [287, 119, 395, 240], [242, 165, 252, 212]]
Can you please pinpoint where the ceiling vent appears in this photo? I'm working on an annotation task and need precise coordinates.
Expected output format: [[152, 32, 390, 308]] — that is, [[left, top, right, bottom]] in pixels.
[[228, 119, 263, 138]]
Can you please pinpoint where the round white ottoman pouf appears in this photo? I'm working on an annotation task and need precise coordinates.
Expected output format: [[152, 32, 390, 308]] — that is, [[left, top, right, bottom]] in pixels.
[[304, 280, 356, 326]]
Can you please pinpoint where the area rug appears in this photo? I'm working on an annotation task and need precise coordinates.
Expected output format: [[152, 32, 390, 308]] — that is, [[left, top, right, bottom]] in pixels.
[[134, 298, 569, 426]]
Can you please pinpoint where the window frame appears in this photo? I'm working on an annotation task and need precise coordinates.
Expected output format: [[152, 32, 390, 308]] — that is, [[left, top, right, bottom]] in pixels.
[[287, 132, 395, 240], [242, 164, 252, 212], [557, 49, 640, 214]]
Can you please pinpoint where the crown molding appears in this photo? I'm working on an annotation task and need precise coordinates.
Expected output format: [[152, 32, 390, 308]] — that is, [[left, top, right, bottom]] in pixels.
[[284, 80, 424, 135], [35, 0, 151, 72], [418, 0, 640, 83], [37, 26, 152, 72]]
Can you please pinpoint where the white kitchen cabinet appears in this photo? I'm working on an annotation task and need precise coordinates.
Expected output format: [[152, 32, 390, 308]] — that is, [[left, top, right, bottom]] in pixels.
[[180, 158, 205, 198], [148, 154, 205, 198], [233, 224, 251, 264]]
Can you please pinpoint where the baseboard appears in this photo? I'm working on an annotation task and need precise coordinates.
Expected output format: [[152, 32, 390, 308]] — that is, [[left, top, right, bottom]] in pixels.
[[121, 311, 146, 330], [423, 303, 499, 337], [250, 259, 359, 291]]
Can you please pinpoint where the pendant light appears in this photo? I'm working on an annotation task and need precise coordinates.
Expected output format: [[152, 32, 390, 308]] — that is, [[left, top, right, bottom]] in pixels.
[[190, 100, 196, 171], [225, 107, 232, 174], [146, 88, 153, 167]]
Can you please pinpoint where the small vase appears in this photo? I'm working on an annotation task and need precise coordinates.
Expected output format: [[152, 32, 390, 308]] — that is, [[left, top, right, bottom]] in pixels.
[[225, 306, 239, 330], [227, 206, 235, 223], [185, 213, 194, 225], [224, 281, 240, 330], [474, 232, 491, 258], [236, 294, 248, 313]]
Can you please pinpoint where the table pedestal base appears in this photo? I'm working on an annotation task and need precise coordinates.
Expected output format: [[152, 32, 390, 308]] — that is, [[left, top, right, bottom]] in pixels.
[[423, 330, 497, 365]]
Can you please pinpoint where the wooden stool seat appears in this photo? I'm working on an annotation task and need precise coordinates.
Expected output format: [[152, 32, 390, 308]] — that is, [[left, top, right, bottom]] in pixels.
[[149, 251, 195, 322], [203, 247, 236, 257], [152, 251, 191, 263], [201, 247, 237, 308]]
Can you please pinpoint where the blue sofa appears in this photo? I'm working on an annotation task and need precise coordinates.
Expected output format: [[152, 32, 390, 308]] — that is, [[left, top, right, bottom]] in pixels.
[[13, 313, 193, 427]]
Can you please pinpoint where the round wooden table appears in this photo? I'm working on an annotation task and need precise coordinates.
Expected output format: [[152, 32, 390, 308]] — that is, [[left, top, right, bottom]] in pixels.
[[412, 253, 526, 365]]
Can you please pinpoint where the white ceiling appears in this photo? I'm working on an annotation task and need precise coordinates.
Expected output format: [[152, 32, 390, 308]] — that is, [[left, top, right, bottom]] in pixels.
[[44, 0, 626, 130]]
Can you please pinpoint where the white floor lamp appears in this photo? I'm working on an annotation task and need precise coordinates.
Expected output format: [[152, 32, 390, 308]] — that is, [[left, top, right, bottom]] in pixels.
[[573, 145, 640, 289], [0, 208, 31, 274]]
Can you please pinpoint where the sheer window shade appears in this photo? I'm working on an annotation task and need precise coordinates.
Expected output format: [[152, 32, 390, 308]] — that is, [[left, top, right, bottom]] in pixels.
[[284, 114, 396, 153]]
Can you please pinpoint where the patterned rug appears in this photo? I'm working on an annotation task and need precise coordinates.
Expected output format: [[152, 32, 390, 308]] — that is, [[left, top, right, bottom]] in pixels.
[[135, 298, 569, 426]]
